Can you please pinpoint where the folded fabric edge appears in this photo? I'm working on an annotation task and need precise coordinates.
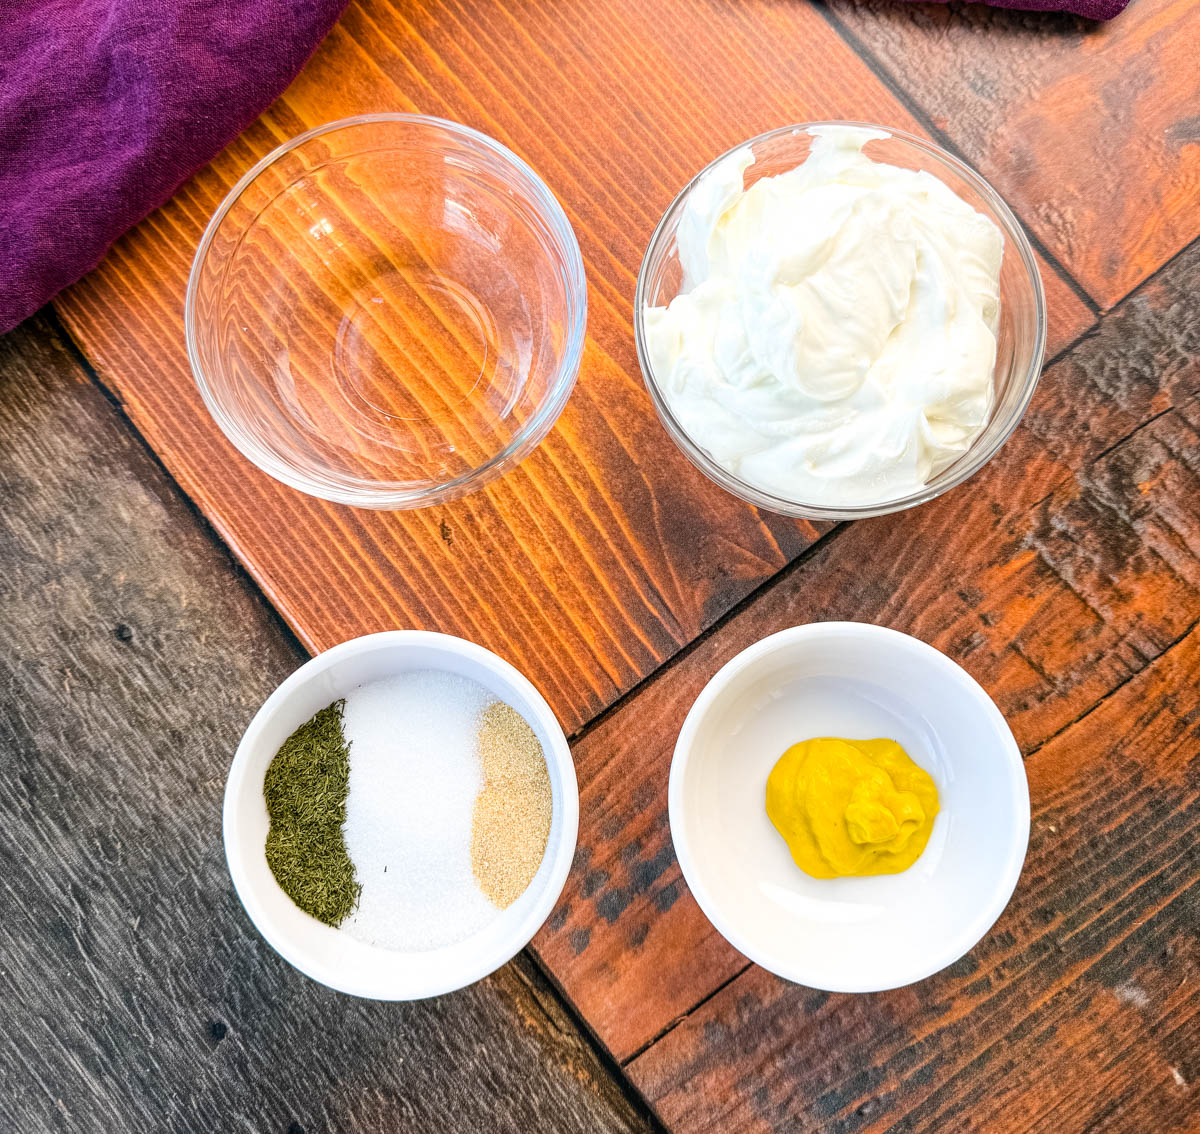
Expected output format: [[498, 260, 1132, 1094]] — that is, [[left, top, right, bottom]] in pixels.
[[2, 2, 351, 337]]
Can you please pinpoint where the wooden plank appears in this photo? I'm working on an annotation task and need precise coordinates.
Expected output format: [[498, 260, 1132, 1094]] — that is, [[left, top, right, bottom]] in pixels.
[[826, 0, 1200, 310], [53, 0, 1092, 736], [0, 316, 655, 1134], [629, 606, 1200, 1133], [532, 237, 1200, 1062]]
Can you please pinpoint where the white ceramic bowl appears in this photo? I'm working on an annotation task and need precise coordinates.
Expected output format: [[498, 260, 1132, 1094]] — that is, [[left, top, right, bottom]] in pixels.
[[669, 622, 1029, 992], [224, 631, 579, 999]]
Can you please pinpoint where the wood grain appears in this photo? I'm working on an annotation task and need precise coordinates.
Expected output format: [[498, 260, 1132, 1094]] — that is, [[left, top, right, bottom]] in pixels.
[[53, 0, 1092, 737], [826, 0, 1200, 310], [37, 1, 1200, 1127], [533, 234, 1200, 1064], [0, 317, 655, 1134]]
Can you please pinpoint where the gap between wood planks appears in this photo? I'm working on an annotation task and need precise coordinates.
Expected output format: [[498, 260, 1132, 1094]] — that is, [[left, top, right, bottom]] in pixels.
[[41, 200, 1200, 1121], [37, 303, 673, 1134], [619, 962, 755, 1068], [564, 217, 1200, 755], [558, 311, 1106, 762], [511, 953, 672, 1133], [817, 0, 1127, 322], [1021, 604, 1200, 767]]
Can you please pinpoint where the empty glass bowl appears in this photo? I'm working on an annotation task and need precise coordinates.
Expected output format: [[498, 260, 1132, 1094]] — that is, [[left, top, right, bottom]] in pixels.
[[634, 122, 1047, 521], [186, 114, 587, 508]]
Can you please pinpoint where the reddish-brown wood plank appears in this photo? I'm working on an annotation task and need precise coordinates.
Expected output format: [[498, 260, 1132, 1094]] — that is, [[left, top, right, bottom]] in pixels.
[[54, 0, 1091, 735], [826, 0, 1200, 310], [629, 612, 1199, 1132], [533, 237, 1200, 1063]]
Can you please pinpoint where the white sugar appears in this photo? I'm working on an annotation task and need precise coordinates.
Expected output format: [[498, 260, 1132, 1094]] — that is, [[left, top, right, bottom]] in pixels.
[[340, 670, 498, 951]]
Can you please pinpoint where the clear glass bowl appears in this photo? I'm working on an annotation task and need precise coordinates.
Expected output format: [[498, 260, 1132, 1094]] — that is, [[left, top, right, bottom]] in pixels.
[[634, 122, 1047, 521], [186, 114, 587, 509]]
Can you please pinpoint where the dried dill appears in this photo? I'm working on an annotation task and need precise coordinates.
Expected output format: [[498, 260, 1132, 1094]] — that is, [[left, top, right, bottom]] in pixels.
[[263, 700, 360, 927]]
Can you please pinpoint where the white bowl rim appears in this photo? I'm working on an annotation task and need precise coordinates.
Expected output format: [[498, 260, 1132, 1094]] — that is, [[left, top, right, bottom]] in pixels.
[[667, 620, 1030, 993], [223, 629, 580, 999]]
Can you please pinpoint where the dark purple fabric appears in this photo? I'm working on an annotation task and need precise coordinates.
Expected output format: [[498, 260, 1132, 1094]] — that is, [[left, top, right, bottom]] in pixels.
[[910, 0, 1128, 16], [0, 0, 347, 334]]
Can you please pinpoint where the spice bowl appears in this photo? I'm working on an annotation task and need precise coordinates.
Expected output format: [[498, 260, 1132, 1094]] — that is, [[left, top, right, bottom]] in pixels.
[[669, 622, 1029, 992], [223, 631, 578, 999]]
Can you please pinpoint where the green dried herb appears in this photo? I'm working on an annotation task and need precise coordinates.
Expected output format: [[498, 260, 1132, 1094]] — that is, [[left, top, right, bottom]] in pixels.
[[263, 700, 360, 927]]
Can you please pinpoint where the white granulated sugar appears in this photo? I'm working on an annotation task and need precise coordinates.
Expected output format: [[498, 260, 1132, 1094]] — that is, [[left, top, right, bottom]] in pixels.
[[340, 670, 498, 951]]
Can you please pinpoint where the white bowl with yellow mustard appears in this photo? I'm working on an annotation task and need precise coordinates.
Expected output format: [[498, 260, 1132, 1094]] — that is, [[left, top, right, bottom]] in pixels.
[[668, 622, 1028, 992]]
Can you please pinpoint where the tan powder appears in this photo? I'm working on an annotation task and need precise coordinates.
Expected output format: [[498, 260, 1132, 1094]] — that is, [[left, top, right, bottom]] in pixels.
[[471, 701, 553, 908]]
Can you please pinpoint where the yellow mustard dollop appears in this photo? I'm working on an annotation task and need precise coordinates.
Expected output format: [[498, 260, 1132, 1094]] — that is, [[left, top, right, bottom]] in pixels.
[[765, 738, 939, 878]]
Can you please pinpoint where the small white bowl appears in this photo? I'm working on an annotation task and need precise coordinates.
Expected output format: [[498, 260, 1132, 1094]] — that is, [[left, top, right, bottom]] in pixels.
[[669, 622, 1029, 992], [224, 630, 579, 999]]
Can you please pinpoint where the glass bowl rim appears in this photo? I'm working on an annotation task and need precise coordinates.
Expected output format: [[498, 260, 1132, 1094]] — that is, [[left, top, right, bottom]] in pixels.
[[184, 112, 588, 510], [633, 120, 1048, 521]]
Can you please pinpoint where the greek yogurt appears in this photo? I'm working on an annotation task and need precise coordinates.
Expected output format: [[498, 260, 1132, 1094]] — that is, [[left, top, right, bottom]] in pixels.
[[643, 126, 1004, 507]]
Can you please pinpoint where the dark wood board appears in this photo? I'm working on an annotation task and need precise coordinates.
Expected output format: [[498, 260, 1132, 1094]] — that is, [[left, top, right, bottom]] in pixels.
[[52, 0, 1092, 738], [0, 315, 654, 1134], [533, 235, 1200, 1073], [827, 0, 1200, 310]]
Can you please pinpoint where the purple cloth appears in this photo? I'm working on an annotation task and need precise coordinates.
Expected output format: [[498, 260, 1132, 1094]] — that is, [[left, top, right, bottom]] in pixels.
[[0, 0, 347, 334]]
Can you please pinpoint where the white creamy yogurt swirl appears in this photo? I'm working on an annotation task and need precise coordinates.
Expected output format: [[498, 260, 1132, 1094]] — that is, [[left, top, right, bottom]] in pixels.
[[644, 126, 1004, 507]]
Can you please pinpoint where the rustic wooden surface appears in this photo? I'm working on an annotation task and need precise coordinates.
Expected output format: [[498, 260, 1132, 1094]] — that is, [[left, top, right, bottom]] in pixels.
[[5, 0, 1198, 1131], [0, 317, 656, 1134], [52, 0, 1091, 737], [534, 231, 1200, 1067], [827, 0, 1200, 310], [631, 611, 1200, 1133]]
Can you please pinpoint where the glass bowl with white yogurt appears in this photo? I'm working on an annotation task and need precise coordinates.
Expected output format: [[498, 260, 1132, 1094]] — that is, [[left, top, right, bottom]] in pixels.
[[187, 115, 586, 509], [634, 123, 1046, 520]]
